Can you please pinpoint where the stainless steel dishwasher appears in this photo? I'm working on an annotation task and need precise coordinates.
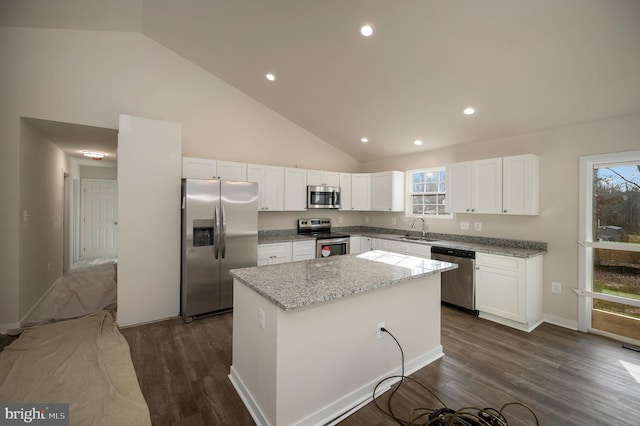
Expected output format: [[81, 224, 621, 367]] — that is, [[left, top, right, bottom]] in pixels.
[[431, 246, 478, 315]]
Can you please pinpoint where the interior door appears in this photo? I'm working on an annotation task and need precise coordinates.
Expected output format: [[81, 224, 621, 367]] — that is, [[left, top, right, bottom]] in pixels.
[[81, 179, 118, 259]]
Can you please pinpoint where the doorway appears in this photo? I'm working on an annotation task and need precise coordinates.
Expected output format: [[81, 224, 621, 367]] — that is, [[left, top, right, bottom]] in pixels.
[[81, 178, 118, 260], [579, 151, 640, 343]]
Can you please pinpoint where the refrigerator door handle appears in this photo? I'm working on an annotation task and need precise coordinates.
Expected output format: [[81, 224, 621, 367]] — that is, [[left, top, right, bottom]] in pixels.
[[221, 205, 227, 258], [214, 206, 220, 259]]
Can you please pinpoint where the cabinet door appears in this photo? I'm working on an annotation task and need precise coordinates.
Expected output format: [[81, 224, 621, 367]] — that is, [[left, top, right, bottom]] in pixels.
[[339, 173, 352, 211], [284, 168, 307, 211], [503, 154, 540, 215], [371, 171, 404, 211], [446, 162, 472, 213], [370, 238, 383, 250], [182, 157, 216, 179], [406, 243, 430, 258], [292, 240, 315, 261], [349, 236, 361, 254], [476, 254, 526, 322], [307, 170, 339, 187], [258, 242, 292, 265], [263, 166, 285, 211], [472, 158, 503, 214], [351, 173, 371, 211], [217, 161, 247, 181]]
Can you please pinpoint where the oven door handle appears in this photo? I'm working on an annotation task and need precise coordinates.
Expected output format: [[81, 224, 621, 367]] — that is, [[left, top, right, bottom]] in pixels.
[[316, 237, 351, 245]]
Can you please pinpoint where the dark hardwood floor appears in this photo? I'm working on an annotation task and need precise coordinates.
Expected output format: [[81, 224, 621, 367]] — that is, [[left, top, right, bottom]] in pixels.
[[121, 306, 640, 425]]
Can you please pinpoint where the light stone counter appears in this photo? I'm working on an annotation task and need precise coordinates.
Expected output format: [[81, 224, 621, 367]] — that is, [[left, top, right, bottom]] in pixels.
[[230, 250, 457, 311]]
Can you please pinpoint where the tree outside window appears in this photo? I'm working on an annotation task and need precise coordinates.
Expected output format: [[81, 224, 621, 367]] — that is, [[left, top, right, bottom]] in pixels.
[[407, 168, 450, 217]]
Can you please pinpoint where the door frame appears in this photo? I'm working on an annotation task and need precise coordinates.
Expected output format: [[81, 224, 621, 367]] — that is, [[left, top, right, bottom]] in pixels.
[[578, 150, 640, 341]]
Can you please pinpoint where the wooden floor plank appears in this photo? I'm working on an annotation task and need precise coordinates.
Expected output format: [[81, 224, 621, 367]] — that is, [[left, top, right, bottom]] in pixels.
[[120, 306, 640, 426]]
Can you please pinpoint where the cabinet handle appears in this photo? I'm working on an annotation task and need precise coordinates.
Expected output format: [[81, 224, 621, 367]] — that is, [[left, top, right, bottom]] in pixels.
[[471, 209, 475, 212], [503, 210, 507, 213], [475, 266, 480, 270]]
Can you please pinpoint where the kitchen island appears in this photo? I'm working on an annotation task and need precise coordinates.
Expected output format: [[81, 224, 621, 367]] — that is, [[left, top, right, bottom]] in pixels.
[[228, 250, 457, 426]]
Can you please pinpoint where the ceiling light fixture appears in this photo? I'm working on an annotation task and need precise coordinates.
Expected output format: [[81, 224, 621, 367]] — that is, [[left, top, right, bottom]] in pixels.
[[359, 23, 375, 37], [83, 151, 105, 160], [360, 137, 369, 143], [265, 73, 276, 82], [414, 140, 423, 146], [463, 107, 476, 115]]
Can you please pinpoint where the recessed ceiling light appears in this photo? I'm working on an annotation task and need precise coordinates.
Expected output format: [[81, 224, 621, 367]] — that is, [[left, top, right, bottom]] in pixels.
[[414, 140, 423, 146], [463, 107, 476, 115], [265, 73, 276, 82], [360, 23, 375, 37], [360, 137, 369, 143]]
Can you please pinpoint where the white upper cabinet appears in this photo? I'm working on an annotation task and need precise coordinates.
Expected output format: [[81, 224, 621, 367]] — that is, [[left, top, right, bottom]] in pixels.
[[350, 173, 371, 211], [447, 157, 503, 214], [182, 157, 247, 181], [248, 164, 284, 211], [371, 171, 404, 212], [307, 170, 340, 187], [284, 168, 307, 211], [182, 157, 216, 179], [502, 154, 540, 215], [339, 173, 352, 211]]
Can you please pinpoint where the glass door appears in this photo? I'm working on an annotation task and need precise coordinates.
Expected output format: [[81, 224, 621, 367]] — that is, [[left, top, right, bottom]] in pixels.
[[579, 151, 640, 342]]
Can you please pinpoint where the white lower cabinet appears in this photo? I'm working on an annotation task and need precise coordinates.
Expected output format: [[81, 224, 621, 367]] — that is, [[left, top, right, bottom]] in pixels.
[[257, 242, 292, 266], [475, 253, 543, 332], [292, 240, 315, 262], [349, 236, 371, 255], [369, 238, 430, 258]]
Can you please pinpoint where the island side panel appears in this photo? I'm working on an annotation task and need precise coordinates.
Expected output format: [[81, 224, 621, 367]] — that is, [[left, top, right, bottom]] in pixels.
[[275, 274, 442, 426], [230, 279, 279, 425]]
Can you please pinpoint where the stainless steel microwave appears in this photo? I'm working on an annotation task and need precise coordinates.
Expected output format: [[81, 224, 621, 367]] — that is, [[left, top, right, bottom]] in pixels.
[[307, 186, 341, 209]]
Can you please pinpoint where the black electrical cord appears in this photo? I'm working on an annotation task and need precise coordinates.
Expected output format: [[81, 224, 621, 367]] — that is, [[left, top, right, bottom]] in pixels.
[[372, 327, 539, 426]]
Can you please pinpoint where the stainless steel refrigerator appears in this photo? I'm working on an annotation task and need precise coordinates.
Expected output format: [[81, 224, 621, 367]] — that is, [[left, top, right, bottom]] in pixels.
[[181, 179, 258, 321]]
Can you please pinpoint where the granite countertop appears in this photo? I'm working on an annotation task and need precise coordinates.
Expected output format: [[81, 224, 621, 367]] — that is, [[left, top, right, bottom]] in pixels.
[[258, 228, 546, 258], [230, 250, 457, 311]]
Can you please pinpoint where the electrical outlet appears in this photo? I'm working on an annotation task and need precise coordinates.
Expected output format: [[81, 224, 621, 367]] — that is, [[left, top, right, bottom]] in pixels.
[[258, 308, 266, 330], [338, 216, 343, 224], [474, 222, 482, 231], [552, 282, 562, 294], [460, 221, 469, 230], [47, 263, 51, 271], [391, 217, 397, 225], [364, 216, 369, 223], [376, 322, 386, 339]]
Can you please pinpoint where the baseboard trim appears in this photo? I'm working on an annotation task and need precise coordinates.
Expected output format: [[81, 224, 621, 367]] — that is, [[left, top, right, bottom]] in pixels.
[[0, 321, 21, 334], [543, 314, 578, 331], [229, 346, 443, 426]]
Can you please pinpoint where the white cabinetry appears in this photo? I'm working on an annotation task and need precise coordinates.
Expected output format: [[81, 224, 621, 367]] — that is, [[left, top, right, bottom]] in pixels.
[[351, 173, 371, 211], [371, 171, 405, 212], [258, 242, 292, 266], [284, 168, 307, 211], [373, 238, 431, 258], [349, 236, 371, 255], [447, 154, 540, 215], [292, 240, 316, 262], [447, 158, 502, 214], [475, 253, 543, 332], [502, 154, 540, 215], [307, 170, 340, 187], [339, 173, 352, 211], [248, 164, 284, 211], [183, 157, 247, 181]]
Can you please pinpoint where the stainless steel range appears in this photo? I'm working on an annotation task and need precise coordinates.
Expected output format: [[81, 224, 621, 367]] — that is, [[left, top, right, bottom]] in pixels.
[[297, 218, 350, 258]]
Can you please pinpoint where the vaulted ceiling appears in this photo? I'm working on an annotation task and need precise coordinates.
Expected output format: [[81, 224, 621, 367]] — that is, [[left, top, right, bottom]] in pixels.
[[2, 0, 640, 162]]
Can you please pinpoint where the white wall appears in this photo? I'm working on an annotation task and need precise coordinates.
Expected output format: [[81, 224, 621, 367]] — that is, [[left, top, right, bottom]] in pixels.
[[0, 26, 359, 329], [18, 120, 70, 318], [117, 115, 181, 327], [360, 113, 640, 327]]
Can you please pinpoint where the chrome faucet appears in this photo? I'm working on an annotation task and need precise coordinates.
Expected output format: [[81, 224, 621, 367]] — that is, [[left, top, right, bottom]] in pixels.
[[411, 217, 428, 238]]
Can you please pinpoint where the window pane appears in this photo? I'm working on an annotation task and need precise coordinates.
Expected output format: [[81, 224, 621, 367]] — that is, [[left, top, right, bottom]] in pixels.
[[593, 164, 640, 240]]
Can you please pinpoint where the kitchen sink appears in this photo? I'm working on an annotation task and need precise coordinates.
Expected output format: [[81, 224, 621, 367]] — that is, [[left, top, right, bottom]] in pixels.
[[401, 235, 439, 242]]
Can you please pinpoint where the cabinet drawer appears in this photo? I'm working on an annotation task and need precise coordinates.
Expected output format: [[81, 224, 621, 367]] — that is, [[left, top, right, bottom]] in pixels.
[[476, 253, 524, 271], [259, 242, 291, 256]]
